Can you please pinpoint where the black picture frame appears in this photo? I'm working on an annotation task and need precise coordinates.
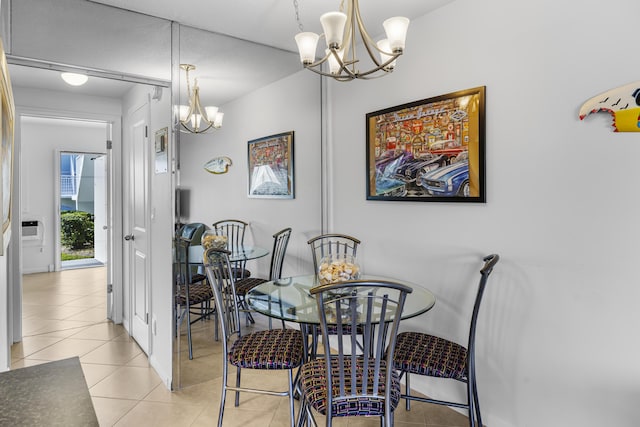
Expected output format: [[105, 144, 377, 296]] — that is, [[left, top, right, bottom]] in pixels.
[[366, 86, 486, 202]]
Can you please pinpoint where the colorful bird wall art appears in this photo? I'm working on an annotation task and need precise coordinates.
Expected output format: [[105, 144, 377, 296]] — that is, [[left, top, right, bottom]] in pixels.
[[579, 81, 640, 132]]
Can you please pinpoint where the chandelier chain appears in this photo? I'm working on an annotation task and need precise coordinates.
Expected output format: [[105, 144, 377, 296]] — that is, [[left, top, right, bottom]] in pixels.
[[184, 67, 192, 99], [293, 0, 304, 32]]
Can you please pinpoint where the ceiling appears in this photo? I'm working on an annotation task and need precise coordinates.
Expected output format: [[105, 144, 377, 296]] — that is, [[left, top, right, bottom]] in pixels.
[[8, 64, 138, 99], [88, 0, 453, 53], [9, 0, 453, 102]]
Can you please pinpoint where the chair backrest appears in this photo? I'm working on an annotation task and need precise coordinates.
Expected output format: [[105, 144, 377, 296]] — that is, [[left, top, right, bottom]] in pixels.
[[467, 254, 500, 362], [212, 219, 248, 252], [178, 222, 207, 245], [269, 228, 292, 281], [307, 233, 361, 273], [310, 280, 412, 418], [175, 236, 193, 297], [203, 247, 242, 344]]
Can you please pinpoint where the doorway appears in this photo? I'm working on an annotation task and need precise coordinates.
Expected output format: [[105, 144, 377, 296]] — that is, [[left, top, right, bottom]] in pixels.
[[20, 115, 115, 322], [59, 151, 107, 270]]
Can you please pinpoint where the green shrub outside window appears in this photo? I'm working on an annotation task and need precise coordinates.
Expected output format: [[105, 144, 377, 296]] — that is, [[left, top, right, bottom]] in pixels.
[[60, 211, 94, 249]]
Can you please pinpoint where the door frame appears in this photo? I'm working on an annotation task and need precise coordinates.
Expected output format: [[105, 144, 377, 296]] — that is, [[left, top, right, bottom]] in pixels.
[[13, 107, 124, 330], [54, 149, 108, 272]]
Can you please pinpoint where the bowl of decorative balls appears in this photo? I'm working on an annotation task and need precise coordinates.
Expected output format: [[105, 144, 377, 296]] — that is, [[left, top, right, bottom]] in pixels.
[[316, 254, 362, 322], [317, 254, 361, 285], [201, 231, 228, 250]]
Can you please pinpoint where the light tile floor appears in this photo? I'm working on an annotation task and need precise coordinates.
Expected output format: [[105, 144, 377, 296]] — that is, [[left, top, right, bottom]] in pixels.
[[11, 267, 470, 427]]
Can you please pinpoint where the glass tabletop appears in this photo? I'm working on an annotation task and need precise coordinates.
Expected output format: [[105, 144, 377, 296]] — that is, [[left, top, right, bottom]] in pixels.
[[187, 245, 269, 264], [247, 274, 436, 325]]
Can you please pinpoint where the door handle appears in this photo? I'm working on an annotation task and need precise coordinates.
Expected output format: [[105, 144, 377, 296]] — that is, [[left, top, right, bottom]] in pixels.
[[124, 234, 135, 241]]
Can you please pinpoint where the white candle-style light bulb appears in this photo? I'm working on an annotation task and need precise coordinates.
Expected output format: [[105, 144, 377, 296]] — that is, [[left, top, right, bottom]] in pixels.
[[320, 11, 347, 49], [326, 49, 344, 74], [295, 32, 320, 64], [192, 114, 202, 130], [213, 112, 224, 128], [383, 17, 410, 52], [179, 105, 190, 122], [204, 106, 219, 123], [377, 39, 396, 71]]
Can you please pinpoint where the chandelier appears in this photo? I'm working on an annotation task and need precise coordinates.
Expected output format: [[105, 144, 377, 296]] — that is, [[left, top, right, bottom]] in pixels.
[[178, 64, 224, 134], [293, 0, 410, 81]]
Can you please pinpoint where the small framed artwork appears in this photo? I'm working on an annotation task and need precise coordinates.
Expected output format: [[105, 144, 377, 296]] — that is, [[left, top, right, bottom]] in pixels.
[[366, 86, 486, 202], [154, 127, 168, 174], [247, 131, 294, 198]]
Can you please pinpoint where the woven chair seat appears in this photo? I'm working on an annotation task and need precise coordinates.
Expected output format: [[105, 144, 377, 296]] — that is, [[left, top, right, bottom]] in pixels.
[[393, 331, 468, 381], [234, 277, 268, 296], [176, 282, 213, 306], [300, 358, 401, 417], [229, 329, 303, 370], [220, 267, 251, 280], [190, 273, 206, 283]]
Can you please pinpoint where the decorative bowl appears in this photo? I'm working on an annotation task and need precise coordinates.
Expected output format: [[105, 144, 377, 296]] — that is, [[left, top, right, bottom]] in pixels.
[[317, 254, 360, 285], [201, 231, 228, 250]]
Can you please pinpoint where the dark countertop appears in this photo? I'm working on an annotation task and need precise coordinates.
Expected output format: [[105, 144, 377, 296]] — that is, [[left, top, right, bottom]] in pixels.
[[0, 357, 98, 426]]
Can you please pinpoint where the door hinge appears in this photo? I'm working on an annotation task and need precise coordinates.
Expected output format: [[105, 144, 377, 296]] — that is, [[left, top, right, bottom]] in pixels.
[[107, 283, 113, 293], [145, 313, 149, 323], [145, 126, 148, 138], [106, 140, 112, 150]]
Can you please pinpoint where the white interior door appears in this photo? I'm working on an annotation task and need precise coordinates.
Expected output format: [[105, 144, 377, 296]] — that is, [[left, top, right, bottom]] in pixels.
[[125, 103, 151, 354]]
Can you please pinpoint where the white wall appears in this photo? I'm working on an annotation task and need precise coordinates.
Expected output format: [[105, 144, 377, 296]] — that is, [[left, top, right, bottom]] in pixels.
[[328, 0, 640, 426], [179, 70, 322, 278], [20, 116, 106, 274]]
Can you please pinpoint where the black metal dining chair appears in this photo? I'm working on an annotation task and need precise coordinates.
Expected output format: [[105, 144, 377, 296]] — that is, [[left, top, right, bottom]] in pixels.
[[298, 280, 412, 427], [234, 227, 292, 328], [174, 234, 214, 360], [203, 247, 304, 427], [212, 219, 252, 279], [392, 254, 500, 427]]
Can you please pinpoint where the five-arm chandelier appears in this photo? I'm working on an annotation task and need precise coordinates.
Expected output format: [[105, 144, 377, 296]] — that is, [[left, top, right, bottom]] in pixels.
[[293, 0, 410, 81], [178, 64, 224, 134]]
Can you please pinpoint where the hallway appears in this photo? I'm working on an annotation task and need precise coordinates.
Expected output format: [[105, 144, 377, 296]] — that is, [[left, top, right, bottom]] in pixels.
[[11, 267, 469, 426]]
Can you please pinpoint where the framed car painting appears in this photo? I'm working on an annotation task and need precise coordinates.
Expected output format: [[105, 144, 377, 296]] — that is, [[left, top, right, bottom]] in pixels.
[[247, 131, 294, 199], [366, 86, 486, 202]]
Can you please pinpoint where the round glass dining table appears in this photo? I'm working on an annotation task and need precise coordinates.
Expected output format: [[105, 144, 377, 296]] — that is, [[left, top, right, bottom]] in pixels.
[[246, 274, 436, 325]]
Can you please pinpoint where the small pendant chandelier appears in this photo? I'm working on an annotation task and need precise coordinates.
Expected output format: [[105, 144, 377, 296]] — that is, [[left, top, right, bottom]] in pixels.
[[293, 0, 410, 81], [178, 64, 224, 134]]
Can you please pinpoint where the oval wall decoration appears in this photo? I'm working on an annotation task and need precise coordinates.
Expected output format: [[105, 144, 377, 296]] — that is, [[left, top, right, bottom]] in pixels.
[[204, 156, 232, 174]]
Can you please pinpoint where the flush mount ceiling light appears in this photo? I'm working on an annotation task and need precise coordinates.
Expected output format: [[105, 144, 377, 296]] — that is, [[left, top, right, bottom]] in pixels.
[[60, 72, 88, 86], [178, 64, 224, 134], [293, 0, 409, 81]]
